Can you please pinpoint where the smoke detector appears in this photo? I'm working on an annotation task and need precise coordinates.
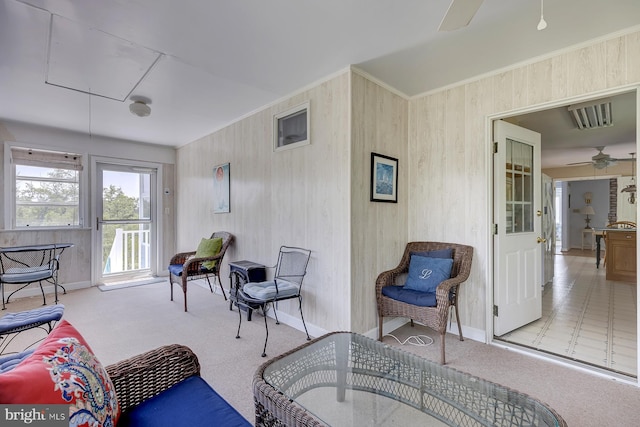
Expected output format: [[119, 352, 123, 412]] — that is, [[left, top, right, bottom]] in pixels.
[[129, 100, 151, 117]]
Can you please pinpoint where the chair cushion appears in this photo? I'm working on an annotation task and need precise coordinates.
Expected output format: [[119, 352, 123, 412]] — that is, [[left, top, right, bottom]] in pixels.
[[0, 349, 34, 373], [0, 320, 120, 426], [117, 376, 250, 427], [0, 303, 64, 334], [242, 280, 300, 300], [195, 237, 223, 270], [0, 263, 54, 283], [168, 263, 184, 277], [404, 255, 454, 293], [381, 286, 437, 307]]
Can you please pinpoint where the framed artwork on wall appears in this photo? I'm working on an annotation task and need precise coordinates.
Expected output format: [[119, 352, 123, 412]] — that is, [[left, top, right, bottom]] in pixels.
[[274, 102, 310, 152], [371, 152, 398, 203], [213, 163, 230, 213]]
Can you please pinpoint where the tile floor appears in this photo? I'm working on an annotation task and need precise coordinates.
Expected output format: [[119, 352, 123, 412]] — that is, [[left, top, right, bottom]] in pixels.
[[496, 250, 637, 377]]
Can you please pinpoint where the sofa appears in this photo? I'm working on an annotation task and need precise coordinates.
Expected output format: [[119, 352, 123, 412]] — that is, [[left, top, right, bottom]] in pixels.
[[0, 320, 250, 426]]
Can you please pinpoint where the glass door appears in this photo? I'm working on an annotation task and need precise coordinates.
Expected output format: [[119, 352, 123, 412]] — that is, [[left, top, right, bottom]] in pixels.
[[96, 163, 156, 285]]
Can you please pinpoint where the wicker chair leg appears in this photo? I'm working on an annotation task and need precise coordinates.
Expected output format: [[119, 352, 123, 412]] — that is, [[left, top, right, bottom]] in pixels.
[[181, 278, 188, 312], [440, 333, 446, 365], [215, 272, 227, 300], [378, 316, 383, 341], [454, 304, 464, 341]]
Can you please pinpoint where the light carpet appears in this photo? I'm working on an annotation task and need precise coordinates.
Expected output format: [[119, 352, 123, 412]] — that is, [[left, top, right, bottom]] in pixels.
[[3, 280, 640, 426]]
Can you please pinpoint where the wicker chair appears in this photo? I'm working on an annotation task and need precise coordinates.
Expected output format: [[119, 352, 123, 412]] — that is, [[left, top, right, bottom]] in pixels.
[[376, 241, 473, 364], [168, 231, 234, 311]]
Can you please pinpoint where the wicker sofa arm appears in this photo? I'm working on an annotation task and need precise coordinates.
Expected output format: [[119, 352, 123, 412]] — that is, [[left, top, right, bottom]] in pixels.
[[105, 344, 201, 413]]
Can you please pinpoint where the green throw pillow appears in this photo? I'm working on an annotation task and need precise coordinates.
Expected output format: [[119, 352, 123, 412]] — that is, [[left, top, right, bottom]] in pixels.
[[194, 237, 223, 270]]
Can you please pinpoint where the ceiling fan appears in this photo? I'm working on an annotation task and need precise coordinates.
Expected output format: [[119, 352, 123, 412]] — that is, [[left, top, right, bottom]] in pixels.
[[439, 0, 548, 31], [438, 0, 484, 31], [567, 146, 636, 170]]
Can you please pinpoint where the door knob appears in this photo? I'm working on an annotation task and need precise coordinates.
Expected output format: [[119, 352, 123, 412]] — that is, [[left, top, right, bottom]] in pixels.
[[537, 237, 547, 243]]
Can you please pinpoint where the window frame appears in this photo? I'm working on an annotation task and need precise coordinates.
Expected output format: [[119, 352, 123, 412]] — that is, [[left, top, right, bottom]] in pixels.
[[273, 102, 310, 152], [4, 142, 88, 230]]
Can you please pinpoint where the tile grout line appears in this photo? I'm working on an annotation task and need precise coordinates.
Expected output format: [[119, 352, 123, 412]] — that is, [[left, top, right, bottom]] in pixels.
[[566, 277, 597, 356]]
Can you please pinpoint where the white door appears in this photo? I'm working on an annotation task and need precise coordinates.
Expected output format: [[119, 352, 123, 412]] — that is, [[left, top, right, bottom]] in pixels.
[[493, 120, 543, 336], [95, 162, 157, 285]]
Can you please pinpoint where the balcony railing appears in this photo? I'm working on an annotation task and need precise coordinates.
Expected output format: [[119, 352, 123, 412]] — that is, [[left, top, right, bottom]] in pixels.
[[104, 228, 150, 274]]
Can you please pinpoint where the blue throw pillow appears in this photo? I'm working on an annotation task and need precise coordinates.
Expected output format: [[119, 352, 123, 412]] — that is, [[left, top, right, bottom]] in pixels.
[[404, 255, 454, 293], [410, 248, 453, 259]]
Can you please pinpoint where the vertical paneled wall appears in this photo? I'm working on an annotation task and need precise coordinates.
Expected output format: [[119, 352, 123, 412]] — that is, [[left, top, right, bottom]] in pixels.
[[409, 30, 640, 332], [176, 72, 352, 332], [350, 72, 408, 333]]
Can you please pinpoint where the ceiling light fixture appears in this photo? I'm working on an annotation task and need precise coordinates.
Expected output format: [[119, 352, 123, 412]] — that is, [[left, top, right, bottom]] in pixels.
[[537, 0, 547, 31], [621, 153, 636, 204], [129, 100, 151, 117]]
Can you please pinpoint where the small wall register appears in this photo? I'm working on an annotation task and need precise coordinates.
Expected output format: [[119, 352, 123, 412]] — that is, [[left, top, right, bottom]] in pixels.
[[1, 405, 68, 426], [274, 102, 309, 152]]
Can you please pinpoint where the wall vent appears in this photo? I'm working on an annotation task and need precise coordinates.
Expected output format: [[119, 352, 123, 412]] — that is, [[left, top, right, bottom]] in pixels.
[[567, 99, 613, 130]]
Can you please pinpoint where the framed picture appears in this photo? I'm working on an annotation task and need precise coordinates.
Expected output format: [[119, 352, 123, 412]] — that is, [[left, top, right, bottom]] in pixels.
[[213, 163, 230, 213], [371, 153, 398, 203], [274, 102, 310, 152]]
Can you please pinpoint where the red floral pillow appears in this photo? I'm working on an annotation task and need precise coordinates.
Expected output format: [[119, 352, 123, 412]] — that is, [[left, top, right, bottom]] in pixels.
[[0, 320, 120, 427]]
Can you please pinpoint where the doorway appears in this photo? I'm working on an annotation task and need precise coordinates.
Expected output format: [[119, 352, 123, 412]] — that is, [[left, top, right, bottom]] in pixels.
[[491, 89, 639, 379], [94, 161, 158, 285]]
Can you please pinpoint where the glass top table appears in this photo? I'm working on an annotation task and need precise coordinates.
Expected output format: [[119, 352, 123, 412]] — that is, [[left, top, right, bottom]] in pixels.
[[253, 332, 566, 427]]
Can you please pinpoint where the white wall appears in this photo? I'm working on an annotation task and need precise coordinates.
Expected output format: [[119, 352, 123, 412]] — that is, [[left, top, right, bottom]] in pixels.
[[568, 179, 609, 248], [176, 72, 352, 334], [409, 29, 640, 333]]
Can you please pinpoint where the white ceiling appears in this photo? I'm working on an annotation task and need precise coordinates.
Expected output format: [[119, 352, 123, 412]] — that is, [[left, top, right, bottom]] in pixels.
[[0, 0, 639, 167]]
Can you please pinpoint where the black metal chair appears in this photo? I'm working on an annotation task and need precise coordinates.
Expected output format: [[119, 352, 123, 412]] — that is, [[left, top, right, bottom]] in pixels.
[[235, 246, 311, 357]]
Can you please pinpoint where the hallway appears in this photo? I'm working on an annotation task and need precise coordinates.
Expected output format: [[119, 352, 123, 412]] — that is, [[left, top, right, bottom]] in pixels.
[[496, 250, 637, 377]]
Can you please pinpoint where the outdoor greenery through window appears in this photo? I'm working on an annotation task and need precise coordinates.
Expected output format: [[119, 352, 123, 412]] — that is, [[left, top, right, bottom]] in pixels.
[[12, 147, 82, 228]]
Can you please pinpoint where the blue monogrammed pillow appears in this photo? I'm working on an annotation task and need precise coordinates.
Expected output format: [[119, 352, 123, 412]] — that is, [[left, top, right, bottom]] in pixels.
[[404, 255, 454, 293]]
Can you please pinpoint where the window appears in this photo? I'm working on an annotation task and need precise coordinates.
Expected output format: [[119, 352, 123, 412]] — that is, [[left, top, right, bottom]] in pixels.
[[274, 102, 310, 152], [10, 146, 83, 228]]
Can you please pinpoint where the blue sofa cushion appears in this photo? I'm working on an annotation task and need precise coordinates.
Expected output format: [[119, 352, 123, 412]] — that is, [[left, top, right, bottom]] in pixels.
[[117, 376, 250, 427], [381, 286, 437, 307]]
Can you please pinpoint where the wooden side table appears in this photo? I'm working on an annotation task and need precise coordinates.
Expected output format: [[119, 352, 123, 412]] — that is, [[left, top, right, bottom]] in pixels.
[[581, 228, 594, 250]]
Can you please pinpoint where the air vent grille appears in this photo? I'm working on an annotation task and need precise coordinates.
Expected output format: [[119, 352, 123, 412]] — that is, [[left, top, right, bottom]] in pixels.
[[568, 99, 613, 130]]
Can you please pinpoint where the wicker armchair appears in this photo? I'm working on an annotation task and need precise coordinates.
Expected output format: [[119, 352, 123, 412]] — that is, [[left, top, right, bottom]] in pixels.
[[106, 344, 200, 414], [169, 231, 234, 311], [376, 241, 473, 364]]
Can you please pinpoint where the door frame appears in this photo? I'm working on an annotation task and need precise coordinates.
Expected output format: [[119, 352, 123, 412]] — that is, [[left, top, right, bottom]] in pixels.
[[485, 85, 640, 384], [90, 156, 165, 285]]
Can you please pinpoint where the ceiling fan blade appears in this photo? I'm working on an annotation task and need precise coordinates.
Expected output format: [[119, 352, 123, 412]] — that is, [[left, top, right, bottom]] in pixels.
[[567, 161, 593, 166], [438, 0, 484, 31]]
